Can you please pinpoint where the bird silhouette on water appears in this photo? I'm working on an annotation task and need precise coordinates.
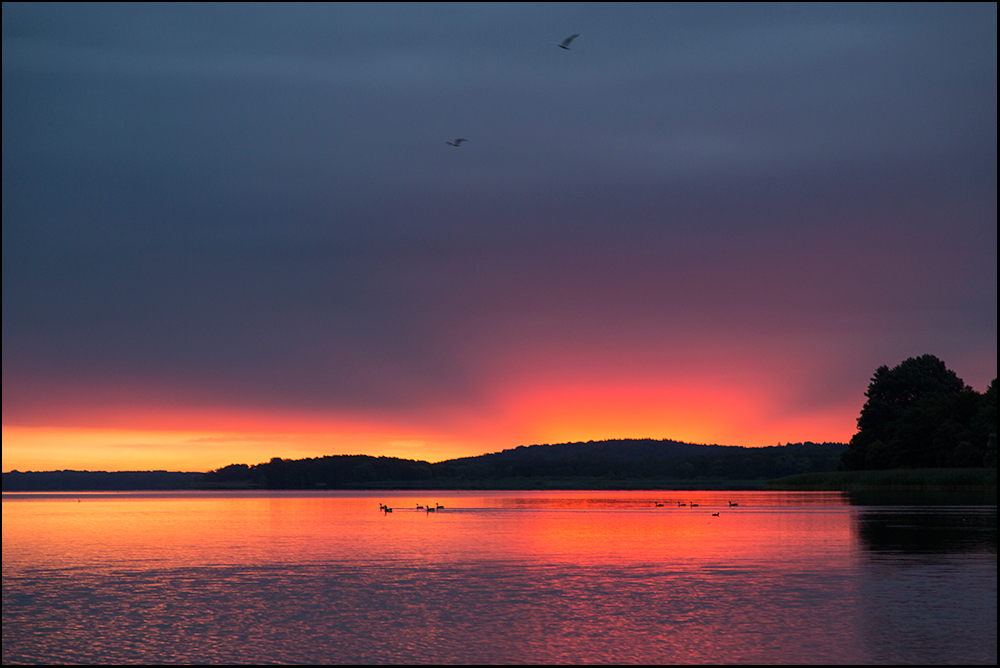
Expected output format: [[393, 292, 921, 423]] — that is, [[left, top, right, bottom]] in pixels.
[[555, 33, 579, 50]]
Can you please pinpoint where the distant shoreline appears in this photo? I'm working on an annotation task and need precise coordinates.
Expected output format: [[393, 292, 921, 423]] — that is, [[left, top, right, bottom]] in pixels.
[[4, 467, 996, 494], [4, 440, 849, 492]]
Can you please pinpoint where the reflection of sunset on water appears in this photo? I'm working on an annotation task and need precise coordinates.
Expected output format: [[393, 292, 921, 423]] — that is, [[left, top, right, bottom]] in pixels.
[[4, 491, 852, 572], [4, 491, 993, 664]]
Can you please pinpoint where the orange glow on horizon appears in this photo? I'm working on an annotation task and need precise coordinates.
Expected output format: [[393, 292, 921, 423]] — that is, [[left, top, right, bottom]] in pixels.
[[0, 424, 473, 473], [2, 373, 856, 472], [495, 378, 855, 447]]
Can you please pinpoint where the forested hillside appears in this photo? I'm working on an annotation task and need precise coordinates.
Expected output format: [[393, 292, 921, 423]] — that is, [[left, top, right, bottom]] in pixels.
[[3, 441, 846, 491], [193, 440, 846, 489]]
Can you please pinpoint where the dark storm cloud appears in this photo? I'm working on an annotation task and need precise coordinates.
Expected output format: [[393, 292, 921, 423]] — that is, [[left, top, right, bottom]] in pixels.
[[3, 3, 996, 420]]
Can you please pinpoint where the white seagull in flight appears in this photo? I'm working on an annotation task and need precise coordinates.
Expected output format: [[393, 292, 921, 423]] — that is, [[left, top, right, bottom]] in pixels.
[[556, 33, 579, 50], [446, 138, 468, 147]]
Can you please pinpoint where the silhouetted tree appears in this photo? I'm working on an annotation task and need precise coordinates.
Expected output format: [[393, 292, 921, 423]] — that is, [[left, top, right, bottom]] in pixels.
[[841, 355, 996, 470]]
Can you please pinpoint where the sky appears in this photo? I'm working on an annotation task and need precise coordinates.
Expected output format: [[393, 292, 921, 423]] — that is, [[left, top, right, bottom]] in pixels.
[[3, 3, 996, 472]]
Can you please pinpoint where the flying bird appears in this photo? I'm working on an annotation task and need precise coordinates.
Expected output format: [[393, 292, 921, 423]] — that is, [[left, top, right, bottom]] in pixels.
[[446, 138, 468, 147], [556, 33, 579, 50]]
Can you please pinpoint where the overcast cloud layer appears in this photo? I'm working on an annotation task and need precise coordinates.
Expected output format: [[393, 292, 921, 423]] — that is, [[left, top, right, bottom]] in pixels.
[[3, 3, 996, 464]]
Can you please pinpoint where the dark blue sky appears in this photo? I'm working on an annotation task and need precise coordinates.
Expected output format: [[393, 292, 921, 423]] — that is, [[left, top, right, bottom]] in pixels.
[[3, 3, 996, 468]]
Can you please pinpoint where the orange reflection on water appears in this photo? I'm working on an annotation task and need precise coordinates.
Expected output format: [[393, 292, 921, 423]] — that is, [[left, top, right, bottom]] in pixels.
[[5, 491, 993, 665], [3, 490, 853, 573]]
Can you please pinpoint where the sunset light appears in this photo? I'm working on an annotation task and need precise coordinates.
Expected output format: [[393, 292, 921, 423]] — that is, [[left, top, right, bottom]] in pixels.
[[3, 4, 995, 664], [2, 356, 876, 472]]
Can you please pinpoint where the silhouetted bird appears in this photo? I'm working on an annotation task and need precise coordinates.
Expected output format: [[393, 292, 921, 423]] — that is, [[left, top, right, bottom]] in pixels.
[[690, 503, 699, 507], [678, 502, 686, 507], [712, 512, 720, 517], [446, 138, 467, 147], [729, 501, 739, 507], [556, 33, 579, 50]]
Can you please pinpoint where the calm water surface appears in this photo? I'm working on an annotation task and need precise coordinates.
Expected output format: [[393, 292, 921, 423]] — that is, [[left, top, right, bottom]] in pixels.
[[3, 490, 996, 664]]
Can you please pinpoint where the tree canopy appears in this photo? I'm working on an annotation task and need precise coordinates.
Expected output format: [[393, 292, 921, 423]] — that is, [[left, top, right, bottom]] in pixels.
[[189, 441, 847, 490], [840, 355, 997, 470]]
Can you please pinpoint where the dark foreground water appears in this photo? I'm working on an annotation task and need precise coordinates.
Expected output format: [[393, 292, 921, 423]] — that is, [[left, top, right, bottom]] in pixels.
[[3, 490, 996, 664]]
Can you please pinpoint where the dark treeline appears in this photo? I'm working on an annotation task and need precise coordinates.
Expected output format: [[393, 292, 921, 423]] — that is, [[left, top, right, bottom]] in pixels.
[[839, 355, 997, 471], [3, 441, 848, 491], [434, 440, 846, 482], [199, 440, 847, 489], [2, 470, 205, 492], [207, 456, 435, 489]]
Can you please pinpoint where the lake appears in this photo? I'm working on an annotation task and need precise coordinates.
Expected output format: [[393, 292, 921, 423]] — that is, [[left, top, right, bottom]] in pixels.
[[2, 490, 996, 664]]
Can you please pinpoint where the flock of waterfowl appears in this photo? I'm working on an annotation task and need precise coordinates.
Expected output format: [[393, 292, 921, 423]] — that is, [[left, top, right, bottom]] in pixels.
[[378, 500, 741, 514], [379, 502, 445, 514], [658, 500, 740, 517], [656, 500, 739, 509]]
